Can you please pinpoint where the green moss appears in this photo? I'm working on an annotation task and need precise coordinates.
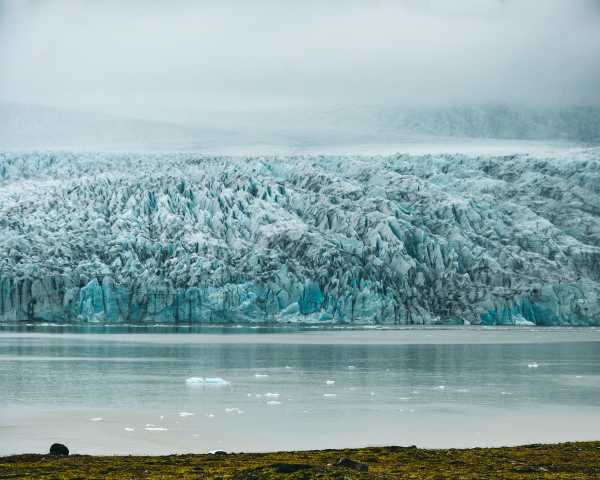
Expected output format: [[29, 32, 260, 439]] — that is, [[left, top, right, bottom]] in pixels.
[[1, 442, 599, 479]]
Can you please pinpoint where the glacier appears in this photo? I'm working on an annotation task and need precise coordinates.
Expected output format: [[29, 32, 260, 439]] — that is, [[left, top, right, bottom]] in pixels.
[[0, 149, 599, 325]]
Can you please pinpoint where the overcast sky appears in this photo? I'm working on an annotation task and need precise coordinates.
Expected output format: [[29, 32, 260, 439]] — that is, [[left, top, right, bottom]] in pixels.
[[1, 0, 599, 122]]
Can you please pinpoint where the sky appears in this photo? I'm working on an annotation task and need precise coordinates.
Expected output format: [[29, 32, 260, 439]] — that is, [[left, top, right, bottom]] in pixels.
[[1, 0, 600, 124]]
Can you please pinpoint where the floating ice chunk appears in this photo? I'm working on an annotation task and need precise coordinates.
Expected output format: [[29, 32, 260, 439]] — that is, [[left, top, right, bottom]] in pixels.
[[124, 427, 135, 432], [186, 377, 204, 384], [347, 366, 356, 370], [206, 377, 230, 385], [575, 375, 583, 379], [89, 417, 103, 422], [370, 392, 376, 396], [433, 385, 446, 390], [145, 423, 155, 427], [160, 415, 165, 420], [266, 400, 281, 405], [206, 413, 215, 418], [178, 412, 195, 417], [264, 392, 280, 398], [398, 397, 410, 401], [254, 374, 269, 378], [225, 407, 244, 414], [412, 390, 420, 394], [325, 380, 335, 385], [323, 393, 337, 398], [456, 388, 469, 393], [527, 363, 539, 368], [501, 391, 512, 395], [284, 366, 292, 369], [145, 427, 168, 431], [186, 377, 230, 385]]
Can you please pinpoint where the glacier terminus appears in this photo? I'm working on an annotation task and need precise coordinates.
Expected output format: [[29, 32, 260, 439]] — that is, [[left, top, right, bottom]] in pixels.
[[0, 149, 599, 326]]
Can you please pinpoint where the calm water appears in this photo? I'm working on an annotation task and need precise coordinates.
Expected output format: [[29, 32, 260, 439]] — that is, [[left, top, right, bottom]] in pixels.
[[1, 328, 600, 455]]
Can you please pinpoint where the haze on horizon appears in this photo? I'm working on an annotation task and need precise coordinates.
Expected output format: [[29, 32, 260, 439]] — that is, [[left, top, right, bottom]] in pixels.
[[0, 0, 599, 148]]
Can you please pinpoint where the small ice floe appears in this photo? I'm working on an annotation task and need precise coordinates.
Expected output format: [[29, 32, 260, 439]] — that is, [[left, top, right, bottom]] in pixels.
[[433, 385, 446, 390], [145, 427, 168, 432], [186, 377, 230, 385], [347, 365, 356, 370], [501, 391, 512, 395], [264, 392, 280, 398], [178, 412, 195, 417], [124, 427, 135, 432], [456, 388, 470, 393], [323, 393, 337, 398], [412, 390, 420, 394], [284, 366, 292, 369], [206, 413, 215, 418], [398, 397, 410, 401], [254, 374, 269, 378], [325, 380, 335, 385], [370, 392, 376, 396], [266, 400, 282, 405], [527, 363, 539, 368], [575, 375, 583, 379], [160, 415, 165, 420], [225, 407, 244, 414], [145, 423, 156, 427], [89, 417, 103, 422]]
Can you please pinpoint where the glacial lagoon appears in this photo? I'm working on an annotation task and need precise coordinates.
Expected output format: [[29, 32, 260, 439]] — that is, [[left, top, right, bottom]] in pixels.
[[1, 327, 600, 455]]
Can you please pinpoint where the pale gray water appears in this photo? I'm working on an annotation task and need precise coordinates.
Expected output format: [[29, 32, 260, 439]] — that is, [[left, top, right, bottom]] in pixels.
[[1, 328, 600, 455]]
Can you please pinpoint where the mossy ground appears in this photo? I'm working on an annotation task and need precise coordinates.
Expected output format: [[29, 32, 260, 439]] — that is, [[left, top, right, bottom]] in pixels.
[[1, 442, 599, 480]]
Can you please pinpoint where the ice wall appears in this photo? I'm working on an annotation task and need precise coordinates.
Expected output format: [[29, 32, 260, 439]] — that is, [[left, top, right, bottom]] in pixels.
[[1, 150, 599, 325]]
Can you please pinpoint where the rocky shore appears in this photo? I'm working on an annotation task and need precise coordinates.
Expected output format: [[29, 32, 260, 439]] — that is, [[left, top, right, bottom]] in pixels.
[[2, 442, 599, 479]]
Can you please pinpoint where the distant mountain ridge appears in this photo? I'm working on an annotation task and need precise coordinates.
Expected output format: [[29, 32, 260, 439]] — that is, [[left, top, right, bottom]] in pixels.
[[1, 102, 598, 150]]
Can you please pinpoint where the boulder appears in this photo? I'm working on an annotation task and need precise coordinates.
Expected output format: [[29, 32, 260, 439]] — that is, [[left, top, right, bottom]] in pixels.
[[49, 443, 69, 456]]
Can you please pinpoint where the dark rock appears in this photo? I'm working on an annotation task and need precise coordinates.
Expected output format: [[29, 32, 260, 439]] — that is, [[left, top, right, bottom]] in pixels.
[[336, 457, 368, 472], [49, 443, 69, 456], [211, 450, 227, 455], [271, 463, 312, 473]]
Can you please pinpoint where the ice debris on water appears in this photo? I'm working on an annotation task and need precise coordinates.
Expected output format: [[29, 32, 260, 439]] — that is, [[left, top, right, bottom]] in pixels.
[[326, 380, 335, 385], [145, 427, 168, 431], [266, 400, 281, 405], [124, 427, 135, 432], [264, 392, 280, 398], [527, 363, 539, 368], [225, 407, 244, 414], [254, 374, 269, 378], [178, 412, 195, 417], [186, 377, 230, 385], [323, 393, 337, 398], [89, 417, 103, 422]]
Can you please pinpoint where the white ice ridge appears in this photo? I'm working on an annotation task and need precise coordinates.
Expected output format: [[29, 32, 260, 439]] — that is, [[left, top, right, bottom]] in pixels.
[[1, 150, 599, 326], [185, 377, 230, 385]]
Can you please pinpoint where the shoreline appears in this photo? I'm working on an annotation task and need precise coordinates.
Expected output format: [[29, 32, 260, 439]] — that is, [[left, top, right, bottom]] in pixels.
[[3, 442, 600, 479]]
